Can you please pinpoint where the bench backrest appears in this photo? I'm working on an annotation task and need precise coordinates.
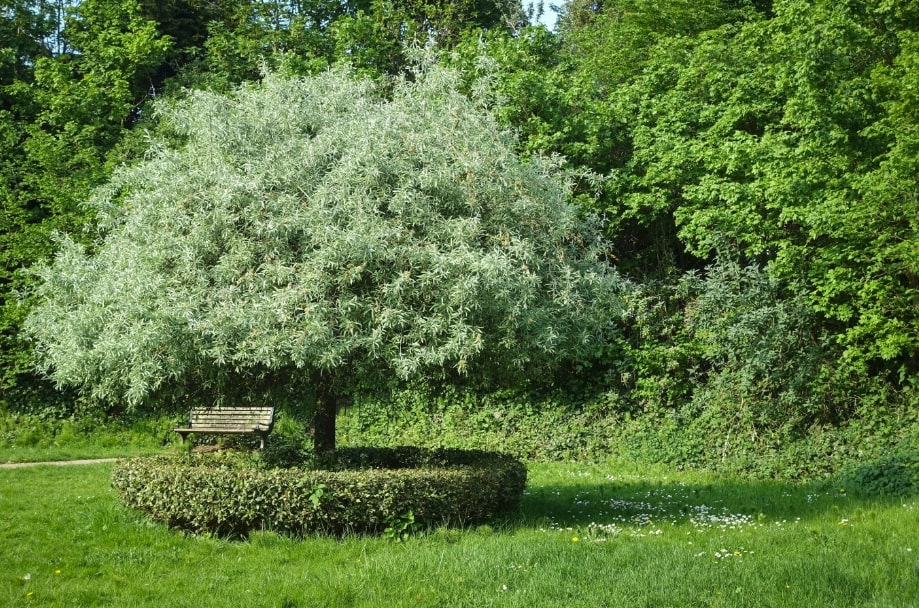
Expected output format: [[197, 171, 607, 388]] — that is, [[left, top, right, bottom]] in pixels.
[[188, 407, 275, 432]]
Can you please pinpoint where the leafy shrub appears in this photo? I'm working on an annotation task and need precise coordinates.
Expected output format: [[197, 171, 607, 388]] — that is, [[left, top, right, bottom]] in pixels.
[[621, 258, 828, 425], [332, 376, 919, 483], [683, 259, 828, 425], [839, 450, 919, 497], [111, 447, 527, 537]]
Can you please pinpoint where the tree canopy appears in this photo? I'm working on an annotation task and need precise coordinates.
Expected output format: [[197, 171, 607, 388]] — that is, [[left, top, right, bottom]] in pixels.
[[23, 62, 628, 450]]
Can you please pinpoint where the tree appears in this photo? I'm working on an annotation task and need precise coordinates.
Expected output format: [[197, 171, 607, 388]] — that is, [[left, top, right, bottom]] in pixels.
[[557, 0, 756, 275], [24, 63, 628, 452], [183, 0, 348, 88]]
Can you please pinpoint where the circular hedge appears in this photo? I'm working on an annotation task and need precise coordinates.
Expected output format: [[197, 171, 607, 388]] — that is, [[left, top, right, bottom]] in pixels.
[[111, 447, 527, 537]]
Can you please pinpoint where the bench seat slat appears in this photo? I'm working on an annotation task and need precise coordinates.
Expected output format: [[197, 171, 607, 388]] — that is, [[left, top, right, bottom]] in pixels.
[[190, 409, 273, 415], [174, 428, 268, 433], [188, 420, 270, 425], [189, 415, 271, 418], [178, 424, 272, 430]]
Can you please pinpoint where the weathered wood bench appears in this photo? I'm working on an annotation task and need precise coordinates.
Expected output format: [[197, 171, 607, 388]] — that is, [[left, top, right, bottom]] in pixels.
[[173, 407, 275, 449]]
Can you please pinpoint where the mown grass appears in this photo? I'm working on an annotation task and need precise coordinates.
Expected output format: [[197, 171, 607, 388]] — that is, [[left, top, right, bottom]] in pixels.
[[2, 459, 917, 607]]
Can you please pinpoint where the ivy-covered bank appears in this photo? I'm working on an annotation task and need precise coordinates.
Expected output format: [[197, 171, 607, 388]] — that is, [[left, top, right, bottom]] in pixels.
[[336, 385, 919, 493]]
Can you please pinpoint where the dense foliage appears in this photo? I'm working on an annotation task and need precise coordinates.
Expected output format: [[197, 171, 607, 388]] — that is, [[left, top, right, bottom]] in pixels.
[[111, 447, 527, 536], [4, 0, 919, 477], [1, 0, 171, 412], [615, 1, 919, 383]]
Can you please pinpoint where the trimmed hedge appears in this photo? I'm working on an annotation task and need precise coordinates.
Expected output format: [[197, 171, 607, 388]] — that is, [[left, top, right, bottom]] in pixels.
[[111, 447, 527, 537]]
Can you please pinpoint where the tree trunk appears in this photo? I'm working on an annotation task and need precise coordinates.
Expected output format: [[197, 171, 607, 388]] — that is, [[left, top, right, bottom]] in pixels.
[[313, 387, 337, 454]]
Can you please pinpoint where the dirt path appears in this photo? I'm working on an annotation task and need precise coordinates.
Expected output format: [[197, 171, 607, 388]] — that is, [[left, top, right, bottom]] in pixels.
[[0, 458, 119, 469]]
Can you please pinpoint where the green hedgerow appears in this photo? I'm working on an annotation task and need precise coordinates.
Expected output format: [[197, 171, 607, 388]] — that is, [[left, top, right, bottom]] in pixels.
[[111, 447, 526, 537]]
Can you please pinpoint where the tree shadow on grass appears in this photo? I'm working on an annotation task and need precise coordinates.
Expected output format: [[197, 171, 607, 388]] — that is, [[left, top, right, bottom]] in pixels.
[[502, 469, 894, 533]]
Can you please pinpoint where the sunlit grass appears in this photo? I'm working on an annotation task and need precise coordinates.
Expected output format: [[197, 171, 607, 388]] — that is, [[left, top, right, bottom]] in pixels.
[[1, 460, 916, 607]]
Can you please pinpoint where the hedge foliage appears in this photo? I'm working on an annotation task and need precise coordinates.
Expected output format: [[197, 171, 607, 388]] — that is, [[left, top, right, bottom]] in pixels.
[[111, 447, 527, 537]]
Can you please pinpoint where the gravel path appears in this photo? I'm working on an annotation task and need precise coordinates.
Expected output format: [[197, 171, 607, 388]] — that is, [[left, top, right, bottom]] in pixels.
[[0, 458, 119, 469]]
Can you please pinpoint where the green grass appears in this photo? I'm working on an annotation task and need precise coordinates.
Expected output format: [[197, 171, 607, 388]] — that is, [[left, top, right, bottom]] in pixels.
[[2, 460, 917, 607], [0, 413, 175, 463]]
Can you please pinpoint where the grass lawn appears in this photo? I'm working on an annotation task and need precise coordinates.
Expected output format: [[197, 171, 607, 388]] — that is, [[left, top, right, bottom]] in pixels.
[[1, 459, 917, 607]]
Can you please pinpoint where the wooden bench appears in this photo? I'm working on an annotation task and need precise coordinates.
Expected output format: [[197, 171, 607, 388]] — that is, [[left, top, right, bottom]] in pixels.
[[173, 407, 275, 449]]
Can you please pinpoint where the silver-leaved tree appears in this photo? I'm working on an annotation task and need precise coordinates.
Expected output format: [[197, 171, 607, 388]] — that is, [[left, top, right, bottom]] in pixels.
[[24, 63, 629, 452]]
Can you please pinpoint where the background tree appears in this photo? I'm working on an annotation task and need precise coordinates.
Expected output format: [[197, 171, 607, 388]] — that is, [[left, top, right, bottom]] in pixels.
[[451, 0, 917, 440], [1, 1, 52, 399], [618, 0, 918, 387], [321, 0, 524, 77], [1, 0, 169, 409], [24, 63, 629, 452], [449, 2, 759, 276]]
